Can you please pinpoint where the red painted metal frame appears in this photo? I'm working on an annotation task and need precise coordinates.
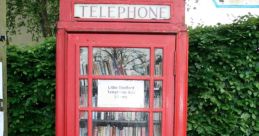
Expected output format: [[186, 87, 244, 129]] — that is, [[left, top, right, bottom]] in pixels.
[[57, 0, 188, 136], [174, 31, 188, 136], [56, 29, 65, 136]]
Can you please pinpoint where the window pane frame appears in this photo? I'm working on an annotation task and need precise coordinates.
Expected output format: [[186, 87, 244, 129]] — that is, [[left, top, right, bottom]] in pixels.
[[77, 44, 165, 136]]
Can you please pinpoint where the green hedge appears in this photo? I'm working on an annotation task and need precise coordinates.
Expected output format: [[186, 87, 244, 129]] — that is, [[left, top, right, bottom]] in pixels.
[[7, 38, 55, 136], [7, 16, 259, 135], [188, 16, 259, 136]]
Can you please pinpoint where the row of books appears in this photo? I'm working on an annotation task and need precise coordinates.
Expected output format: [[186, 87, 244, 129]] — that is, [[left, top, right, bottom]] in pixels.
[[153, 125, 161, 136], [92, 60, 163, 76], [154, 96, 162, 108], [93, 112, 148, 121], [80, 113, 161, 123], [80, 82, 88, 107], [155, 63, 162, 75], [79, 118, 161, 136], [93, 126, 148, 136], [79, 123, 161, 136], [80, 124, 161, 136], [80, 127, 87, 136], [154, 81, 162, 108], [80, 64, 88, 75], [81, 61, 162, 76], [93, 59, 126, 75], [80, 126, 161, 136], [80, 48, 88, 75], [155, 53, 163, 76], [80, 63, 162, 76]]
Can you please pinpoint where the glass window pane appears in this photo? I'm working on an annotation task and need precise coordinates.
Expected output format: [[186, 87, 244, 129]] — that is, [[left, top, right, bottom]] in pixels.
[[93, 48, 150, 76], [92, 80, 149, 108], [92, 112, 149, 136], [80, 48, 88, 75], [155, 49, 163, 76], [153, 112, 162, 136], [154, 81, 162, 108], [80, 80, 88, 107], [79, 112, 88, 136]]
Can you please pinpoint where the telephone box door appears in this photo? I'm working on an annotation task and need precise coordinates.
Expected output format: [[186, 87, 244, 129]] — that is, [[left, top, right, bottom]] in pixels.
[[65, 33, 175, 136]]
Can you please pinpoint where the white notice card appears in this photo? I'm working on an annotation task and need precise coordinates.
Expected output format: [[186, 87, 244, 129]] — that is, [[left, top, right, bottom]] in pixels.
[[0, 62, 2, 99], [0, 112, 3, 136], [97, 80, 145, 108]]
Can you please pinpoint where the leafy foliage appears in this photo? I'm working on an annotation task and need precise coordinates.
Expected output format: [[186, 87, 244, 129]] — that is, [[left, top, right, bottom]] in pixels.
[[188, 16, 259, 135], [7, 0, 59, 39], [7, 38, 56, 136], [6, 16, 259, 135]]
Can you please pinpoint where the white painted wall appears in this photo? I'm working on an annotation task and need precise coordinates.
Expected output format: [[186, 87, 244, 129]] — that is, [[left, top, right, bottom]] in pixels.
[[186, 0, 259, 27]]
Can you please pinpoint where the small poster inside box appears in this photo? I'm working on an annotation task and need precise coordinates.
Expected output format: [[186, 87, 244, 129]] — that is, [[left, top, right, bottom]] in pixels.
[[98, 80, 144, 108]]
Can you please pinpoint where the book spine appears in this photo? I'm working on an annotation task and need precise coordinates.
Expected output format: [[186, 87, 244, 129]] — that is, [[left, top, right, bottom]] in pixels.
[[93, 127, 98, 136]]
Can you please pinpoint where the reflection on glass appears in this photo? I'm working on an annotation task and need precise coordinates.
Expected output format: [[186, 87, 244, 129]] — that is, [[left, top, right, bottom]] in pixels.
[[80, 80, 88, 107], [79, 112, 88, 136], [93, 48, 150, 76], [92, 112, 149, 136], [92, 80, 149, 108], [80, 48, 88, 75], [153, 112, 162, 136], [154, 81, 162, 108], [155, 49, 163, 76]]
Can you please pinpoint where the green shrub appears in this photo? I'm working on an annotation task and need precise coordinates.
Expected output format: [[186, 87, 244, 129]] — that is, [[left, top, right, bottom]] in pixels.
[[188, 16, 259, 136], [7, 16, 259, 135], [7, 38, 55, 136]]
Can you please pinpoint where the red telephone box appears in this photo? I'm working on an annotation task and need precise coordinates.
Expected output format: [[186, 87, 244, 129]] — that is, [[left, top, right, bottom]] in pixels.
[[56, 0, 188, 136]]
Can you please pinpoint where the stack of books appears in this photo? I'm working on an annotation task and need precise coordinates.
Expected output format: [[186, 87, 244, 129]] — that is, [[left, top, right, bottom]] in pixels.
[[93, 125, 147, 136]]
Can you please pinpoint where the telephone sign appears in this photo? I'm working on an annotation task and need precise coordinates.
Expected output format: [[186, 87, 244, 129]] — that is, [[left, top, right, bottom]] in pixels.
[[74, 4, 171, 20]]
